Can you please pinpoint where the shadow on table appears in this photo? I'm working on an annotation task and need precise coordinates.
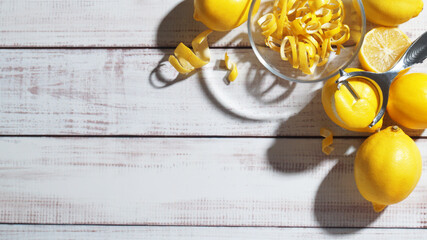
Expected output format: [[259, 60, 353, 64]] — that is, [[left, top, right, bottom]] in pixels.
[[150, 0, 384, 232], [381, 113, 425, 138], [149, 0, 229, 89], [266, 90, 383, 234], [149, 0, 297, 119], [198, 56, 297, 121]]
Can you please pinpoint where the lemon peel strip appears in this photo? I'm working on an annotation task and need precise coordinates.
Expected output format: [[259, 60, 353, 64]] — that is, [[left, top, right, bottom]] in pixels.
[[276, 0, 289, 38], [320, 127, 334, 155], [258, 0, 350, 74], [224, 52, 238, 82], [168, 29, 213, 74], [258, 13, 278, 38]]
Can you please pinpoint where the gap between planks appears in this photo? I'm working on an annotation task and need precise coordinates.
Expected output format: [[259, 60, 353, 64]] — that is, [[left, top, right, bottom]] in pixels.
[[0, 135, 426, 139], [0, 135, 372, 139], [0, 46, 253, 50], [0, 224, 426, 240], [0, 223, 426, 230]]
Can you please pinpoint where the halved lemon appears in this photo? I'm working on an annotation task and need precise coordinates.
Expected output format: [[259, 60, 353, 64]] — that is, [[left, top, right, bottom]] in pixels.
[[359, 27, 411, 73]]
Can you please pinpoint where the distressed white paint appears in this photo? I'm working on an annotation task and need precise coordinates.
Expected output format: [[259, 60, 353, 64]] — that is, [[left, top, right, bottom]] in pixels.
[[1, 49, 426, 136], [0, 225, 426, 240], [0, 0, 426, 47], [0, 0, 249, 47], [0, 137, 426, 227], [1, 0, 427, 237]]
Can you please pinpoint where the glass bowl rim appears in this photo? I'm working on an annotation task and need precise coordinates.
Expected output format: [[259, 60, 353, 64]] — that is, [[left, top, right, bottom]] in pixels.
[[246, 0, 367, 83]]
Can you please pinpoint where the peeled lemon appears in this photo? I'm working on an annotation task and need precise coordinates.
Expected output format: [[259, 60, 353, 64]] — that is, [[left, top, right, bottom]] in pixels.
[[387, 73, 427, 129], [355, 126, 422, 212], [357, 0, 423, 26], [321, 68, 383, 132], [194, 0, 260, 32]]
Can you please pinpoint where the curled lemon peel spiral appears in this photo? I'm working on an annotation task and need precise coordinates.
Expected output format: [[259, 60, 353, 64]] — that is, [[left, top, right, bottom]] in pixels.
[[168, 29, 213, 74], [169, 30, 240, 82], [224, 52, 238, 82], [320, 127, 334, 155], [258, 0, 350, 74]]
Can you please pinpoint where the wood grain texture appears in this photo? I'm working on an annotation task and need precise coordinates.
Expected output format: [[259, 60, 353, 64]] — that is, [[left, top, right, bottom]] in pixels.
[[1, 137, 426, 227], [0, 0, 248, 48], [1, 49, 426, 136], [0, 225, 426, 240], [1, 0, 427, 235], [0, 0, 426, 47]]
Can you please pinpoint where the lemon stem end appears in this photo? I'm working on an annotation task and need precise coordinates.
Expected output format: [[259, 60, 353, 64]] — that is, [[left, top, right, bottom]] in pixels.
[[372, 202, 387, 212], [391, 125, 400, 132]]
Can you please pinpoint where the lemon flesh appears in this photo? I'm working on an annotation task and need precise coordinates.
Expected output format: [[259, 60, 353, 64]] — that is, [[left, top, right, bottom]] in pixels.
[[359, 27, 411, 73]]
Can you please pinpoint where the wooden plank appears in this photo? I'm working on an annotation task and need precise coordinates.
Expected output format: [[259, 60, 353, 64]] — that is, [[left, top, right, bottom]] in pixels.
[[0, 137, 426, 227], [0, 225, 426, 240], [1, 49, 426, 136], [0, 0, 249, 48], [0, 0, 426, 47]]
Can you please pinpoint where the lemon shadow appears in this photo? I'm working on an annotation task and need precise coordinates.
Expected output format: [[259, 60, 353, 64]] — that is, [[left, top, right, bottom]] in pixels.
[[151, 0, 297, 117], [382, 113, 425, 138], [314, 160, 384, 233], [155, 0, 229, 49], [266, 90, 383, 233], [150, 0, 230, 88]]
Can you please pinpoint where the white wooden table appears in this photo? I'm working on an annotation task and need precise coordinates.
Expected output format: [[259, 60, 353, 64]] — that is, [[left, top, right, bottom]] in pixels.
[[1, 0, 427, 239]]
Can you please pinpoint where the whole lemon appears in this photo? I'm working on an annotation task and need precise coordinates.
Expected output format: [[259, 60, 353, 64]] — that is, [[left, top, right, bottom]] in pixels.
[[355, 126, 422, 212], [194, 0, 260, 32], [357, 0, 423, 26], [387, 73, 427, 129], [321, 68, 383, 132]]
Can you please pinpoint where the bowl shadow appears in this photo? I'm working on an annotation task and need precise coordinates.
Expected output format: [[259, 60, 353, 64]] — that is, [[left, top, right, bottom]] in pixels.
[[151, 0, 298, 119], [204, 31, 299, 118]]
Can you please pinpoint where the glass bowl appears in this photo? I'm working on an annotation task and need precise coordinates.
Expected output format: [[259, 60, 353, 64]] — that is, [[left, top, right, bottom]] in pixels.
[[247, 0, 366, 83]]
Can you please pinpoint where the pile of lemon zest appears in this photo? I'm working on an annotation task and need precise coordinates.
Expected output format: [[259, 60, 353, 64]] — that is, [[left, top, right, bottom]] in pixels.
[[316, 8, 332, 24], [168, 29, 213, 74], [309, 0, 329, 10], [258, 0, 350, 74], [224, 52, 238, 82], [320, 127, 334, 155]]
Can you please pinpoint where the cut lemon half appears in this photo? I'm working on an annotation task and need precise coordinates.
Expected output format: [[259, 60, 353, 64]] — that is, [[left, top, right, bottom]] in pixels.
[[359, 27, 411, 73]]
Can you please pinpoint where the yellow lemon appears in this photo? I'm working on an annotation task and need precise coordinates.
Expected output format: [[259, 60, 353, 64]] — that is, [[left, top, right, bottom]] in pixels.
[[321, 68, 383, 132], [354, 126, 422, 212], [357, 0, 423, 26], [194, 0, 260, 32], [359, 27, 411, 73], [387, 73, 427, 129]]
